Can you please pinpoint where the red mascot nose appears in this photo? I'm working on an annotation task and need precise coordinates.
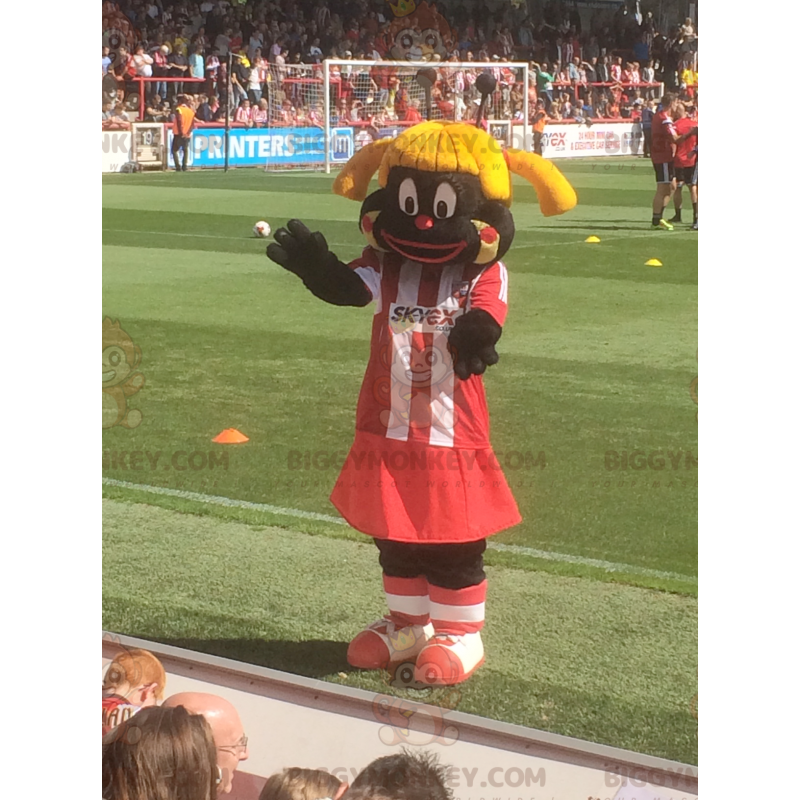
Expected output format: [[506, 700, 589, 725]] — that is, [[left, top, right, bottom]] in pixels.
[[415, 215, 434, 230]]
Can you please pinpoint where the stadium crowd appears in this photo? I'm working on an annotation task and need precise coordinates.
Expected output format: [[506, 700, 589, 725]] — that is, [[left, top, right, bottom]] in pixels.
[[102, 0, 698, 129], [102, 647, 453, 800]]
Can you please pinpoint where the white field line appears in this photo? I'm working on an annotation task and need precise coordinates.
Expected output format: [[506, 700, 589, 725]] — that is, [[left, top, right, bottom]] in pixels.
[[103, 227, 694, 253], [102, 478, 697, 584], [104, 227, 356, 248]]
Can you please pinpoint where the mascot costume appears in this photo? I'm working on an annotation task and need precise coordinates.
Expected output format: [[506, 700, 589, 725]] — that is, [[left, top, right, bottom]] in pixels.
[[267, 79, 576, 685]]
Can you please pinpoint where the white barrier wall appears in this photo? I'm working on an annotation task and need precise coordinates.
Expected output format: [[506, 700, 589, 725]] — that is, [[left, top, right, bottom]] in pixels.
[[102, 121, 643, 172], [102, 130, 132, 172], [540, 122, 643, 158], [103, 635, 698, 800]]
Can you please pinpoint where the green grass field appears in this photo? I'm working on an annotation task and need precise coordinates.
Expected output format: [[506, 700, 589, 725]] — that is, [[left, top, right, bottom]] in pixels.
[[102, 158, 697, 763]]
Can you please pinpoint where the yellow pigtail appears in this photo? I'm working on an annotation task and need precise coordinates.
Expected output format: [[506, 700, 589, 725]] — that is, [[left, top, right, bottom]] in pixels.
[[503, 149, 578, 216], [332, 138, 393, 201]]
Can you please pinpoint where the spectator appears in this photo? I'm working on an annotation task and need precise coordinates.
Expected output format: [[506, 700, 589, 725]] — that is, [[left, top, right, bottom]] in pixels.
[[112, 45, 133, 85], [145, 93, 169, 122], [549, 99, 562, 120], [216, 28, 233, 57], [152, 44, 169, 100], [167, 47, 189, 99], [234, 97, 253, 126], [567, 56, 581, 96], [102, 45, 112, 75], [197, 94, 222, 122], [102, 647, 166, 734], [308, 37, 323, 62], [189, 44, 205, 91], [404, 99, 423, 123], [584, 35, 600, 62], [102, 706, 218, 800], [596, 55, 610, 83], [259, 768, 346, 800], [132, 43, 154, 83], [344, 751, 451, 800], [248, 49, 265, 103], [634, 32, 650, 63], [642, 60, 656, 98], [206, 47, 220, 95], [610, 56, 622, 82], [163, 692, 249, 796], [680, 63, 698, 97], [531, 60, 555, 108], [252, 98, 269, 126]]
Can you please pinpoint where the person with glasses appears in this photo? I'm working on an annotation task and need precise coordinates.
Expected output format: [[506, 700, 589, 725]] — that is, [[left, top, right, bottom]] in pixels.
[[164, 692, 249, 795]]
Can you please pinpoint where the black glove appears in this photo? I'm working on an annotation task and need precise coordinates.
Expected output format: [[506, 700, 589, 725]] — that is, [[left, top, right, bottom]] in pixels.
[[447, 309, 502, 381], [266, 219, 371, 307]]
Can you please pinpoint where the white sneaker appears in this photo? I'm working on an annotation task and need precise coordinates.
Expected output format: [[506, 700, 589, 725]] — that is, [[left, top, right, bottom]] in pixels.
[[414, 631, 485, 685], [347, 617, 434, 670]]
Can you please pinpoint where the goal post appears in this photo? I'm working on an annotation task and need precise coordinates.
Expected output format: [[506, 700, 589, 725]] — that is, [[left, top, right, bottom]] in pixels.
[[322, 59, 530, 174]]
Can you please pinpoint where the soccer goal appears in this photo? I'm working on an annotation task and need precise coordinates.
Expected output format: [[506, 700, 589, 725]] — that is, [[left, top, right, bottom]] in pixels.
[[262, 60, 530, 173]]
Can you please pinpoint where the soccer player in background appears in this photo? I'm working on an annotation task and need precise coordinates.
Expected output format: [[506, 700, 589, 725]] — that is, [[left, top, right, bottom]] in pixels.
[[669, 102, 698, 228], [649, 92, 696, 230]]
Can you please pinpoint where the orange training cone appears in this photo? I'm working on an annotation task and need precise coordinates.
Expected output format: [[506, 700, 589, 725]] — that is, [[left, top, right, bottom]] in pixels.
[[213, 428, 249, 444]]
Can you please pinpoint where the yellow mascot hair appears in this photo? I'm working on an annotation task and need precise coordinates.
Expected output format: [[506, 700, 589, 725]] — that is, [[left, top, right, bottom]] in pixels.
[[332, 121, 577, 216]]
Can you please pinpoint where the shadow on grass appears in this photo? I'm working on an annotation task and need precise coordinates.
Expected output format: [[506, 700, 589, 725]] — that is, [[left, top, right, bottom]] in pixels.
[[154, 637, 350, 679]]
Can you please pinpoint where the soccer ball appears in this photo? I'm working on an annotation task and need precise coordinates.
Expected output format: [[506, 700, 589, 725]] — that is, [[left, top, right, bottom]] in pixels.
[[253, 221, 271, 238]]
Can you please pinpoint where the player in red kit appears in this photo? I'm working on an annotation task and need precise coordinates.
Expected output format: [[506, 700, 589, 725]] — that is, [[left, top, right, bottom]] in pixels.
[[670, 102, 698, 228], [649, 93, 696, 230]]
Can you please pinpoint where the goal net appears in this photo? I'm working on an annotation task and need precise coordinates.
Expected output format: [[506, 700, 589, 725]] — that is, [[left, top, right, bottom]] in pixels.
[[262, 60, 529, 173]]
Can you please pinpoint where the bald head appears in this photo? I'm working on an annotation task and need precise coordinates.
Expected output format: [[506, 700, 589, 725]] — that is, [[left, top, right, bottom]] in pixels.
[[163, 692, 248, 794]]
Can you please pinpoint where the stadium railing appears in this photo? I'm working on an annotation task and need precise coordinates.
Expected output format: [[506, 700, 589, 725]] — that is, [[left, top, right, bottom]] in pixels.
[[132, 76, 206, 120]]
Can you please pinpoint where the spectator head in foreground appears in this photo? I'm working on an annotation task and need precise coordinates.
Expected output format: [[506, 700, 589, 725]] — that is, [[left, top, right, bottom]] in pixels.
[[259, 767, 347, 800], [344, 751, 451, 800], [163, 692, 248, 795], [103, 647, 166, 709], [102, 705, 218, 800]]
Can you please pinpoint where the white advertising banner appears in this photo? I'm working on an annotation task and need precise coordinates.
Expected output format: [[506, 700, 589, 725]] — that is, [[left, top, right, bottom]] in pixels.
[[542, 122, 643, 159], [102, 130, 132, 172]]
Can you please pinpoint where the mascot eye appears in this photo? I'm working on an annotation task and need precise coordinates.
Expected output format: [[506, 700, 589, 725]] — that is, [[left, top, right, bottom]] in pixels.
[[425, 350, 437, 366], [433, 183, 457, 219], [399, 33, 413, 49], [110, 351, 121, 366], [398, 178, 419, 216]]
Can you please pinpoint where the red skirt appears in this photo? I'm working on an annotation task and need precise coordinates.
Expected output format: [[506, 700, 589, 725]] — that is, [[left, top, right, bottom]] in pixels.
[[329, 431, 522, 543]]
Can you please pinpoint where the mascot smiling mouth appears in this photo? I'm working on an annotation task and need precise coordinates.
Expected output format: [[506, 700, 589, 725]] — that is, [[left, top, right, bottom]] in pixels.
[[381, 232, 467, 263]]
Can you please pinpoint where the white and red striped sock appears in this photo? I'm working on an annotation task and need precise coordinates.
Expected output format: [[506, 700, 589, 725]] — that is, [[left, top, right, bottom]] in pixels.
[[429, 581, 487, 635], [383, 575, 430, 626]]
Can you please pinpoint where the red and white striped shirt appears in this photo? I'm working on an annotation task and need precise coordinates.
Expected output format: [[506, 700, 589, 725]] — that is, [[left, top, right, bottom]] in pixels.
[[349, 247, 509, 450]]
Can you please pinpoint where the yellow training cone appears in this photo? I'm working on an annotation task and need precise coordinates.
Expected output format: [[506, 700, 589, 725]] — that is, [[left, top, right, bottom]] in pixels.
[[585, 236, 601, 243], [645, 259, 663, 267], [213, 428, 249, 444]]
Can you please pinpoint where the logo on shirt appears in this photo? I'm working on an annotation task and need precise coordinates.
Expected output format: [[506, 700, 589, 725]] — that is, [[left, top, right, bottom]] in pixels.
[[389, 303, 464, 334], [452, 281, 470, 299]]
